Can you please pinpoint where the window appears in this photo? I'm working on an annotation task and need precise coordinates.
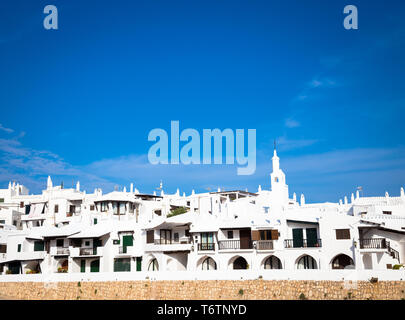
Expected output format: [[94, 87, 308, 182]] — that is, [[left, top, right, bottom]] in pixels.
[[383, 211, 392, 215], [54, 205, 59, 213], [297, 255, 317, 269], [148, 258, 159, 271], [0, 198, 4, 203], [20, 202, 24, 208], [264, 256, 282, 269], [25, 205, 30, 215], [100, 202, 108, 212], [0, 220, 5, 224], [93, 218, 98, 225], [114, 258, 131, 272], [202, 257, 217, 270], [34, 241, 45, 251], [113, 202, 126, 215], [17, 244, 21, 252], [136, 257, 142, 271], [90, 205, 95, 211], [146, 230, 154, 244], [56, 239, 64, 247], [173, 233, 179, 243], [336, 229, 351, 240], [260, 230, 271, 240], [227, 231, 234, 239], [160, 229, 171, 244], [85, 241, 90, 246]]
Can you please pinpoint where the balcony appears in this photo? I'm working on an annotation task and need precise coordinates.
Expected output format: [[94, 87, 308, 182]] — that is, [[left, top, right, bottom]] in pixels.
[[284, 239, 322, 248], [70, 247, 102, 257], [359, 238, 387, 250], [145, 238, 192, 252], [255, 240, 274, 250], [50, 247, 70, 256], [198, 243, 215, 251], [218, 240, 253, 250]]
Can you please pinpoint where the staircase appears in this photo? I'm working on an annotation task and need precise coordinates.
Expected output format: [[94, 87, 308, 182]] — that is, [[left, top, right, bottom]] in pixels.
[[387, 241, 400, 263]]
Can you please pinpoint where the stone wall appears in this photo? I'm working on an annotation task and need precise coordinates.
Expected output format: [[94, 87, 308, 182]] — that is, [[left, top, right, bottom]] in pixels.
[[0, 280, 404, 300]]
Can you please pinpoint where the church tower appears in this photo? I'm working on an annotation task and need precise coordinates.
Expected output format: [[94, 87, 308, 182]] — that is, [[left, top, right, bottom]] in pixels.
[[270, 147, 289, 204]]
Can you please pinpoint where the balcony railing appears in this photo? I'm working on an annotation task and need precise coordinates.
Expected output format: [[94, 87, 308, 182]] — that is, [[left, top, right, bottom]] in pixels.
[[359, 238, 387, 249], [56, 248, 70, 255], [256, 240, 274, 250], [284, 239, 322, 248], [198, 243, 215, 251], [154, 238, 191, 245], [79, 248, 97, 256], [218, 240, 253, 250]]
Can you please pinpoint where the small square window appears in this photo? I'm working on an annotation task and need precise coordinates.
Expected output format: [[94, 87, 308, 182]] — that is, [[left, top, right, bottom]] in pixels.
[[227, 231, 233, 239], [85, 241, 90, 246]]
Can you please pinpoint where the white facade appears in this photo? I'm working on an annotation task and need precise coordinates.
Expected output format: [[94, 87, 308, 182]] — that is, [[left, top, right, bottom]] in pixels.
[[1, 150, 405, 279]]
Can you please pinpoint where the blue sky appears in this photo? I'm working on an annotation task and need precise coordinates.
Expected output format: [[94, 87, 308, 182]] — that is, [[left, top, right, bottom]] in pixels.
[[0, 0, 405, 202]]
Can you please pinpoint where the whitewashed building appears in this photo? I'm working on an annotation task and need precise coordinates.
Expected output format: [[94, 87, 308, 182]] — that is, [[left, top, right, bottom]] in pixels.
[[1, 149, 405, 278]]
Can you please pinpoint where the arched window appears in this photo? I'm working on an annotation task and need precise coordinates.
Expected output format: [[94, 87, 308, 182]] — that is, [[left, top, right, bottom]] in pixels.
[[297, 255, 317, 269], [148, 258, 159, 271], [264, 256, 282, 269], [331, 254, 354, 269], [201, 257, 217, 270], [233, 257, 248, 269]]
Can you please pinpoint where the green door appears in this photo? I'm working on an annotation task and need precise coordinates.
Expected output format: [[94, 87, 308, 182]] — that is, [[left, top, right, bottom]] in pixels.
[[292, 228, 303, 248], [80, 260, 85, 273], [90, 259, 100, 272], [306, 228, 318, 247], [136, 257, 142, 271], [122, 235, 133, 253]]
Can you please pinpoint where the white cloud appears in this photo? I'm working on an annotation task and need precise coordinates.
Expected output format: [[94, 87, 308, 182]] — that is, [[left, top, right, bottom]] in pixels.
[[284, 118, 300, 128], [0, 124, 14, 134], [276, 136, 319, 151]]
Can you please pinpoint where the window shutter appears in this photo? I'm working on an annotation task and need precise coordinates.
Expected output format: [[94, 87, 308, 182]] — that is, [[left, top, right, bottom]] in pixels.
[[146, 230, 154, 244], [336, 229, 350, 240], [251, 230, 260, 241], [271, 229, 279, 240]]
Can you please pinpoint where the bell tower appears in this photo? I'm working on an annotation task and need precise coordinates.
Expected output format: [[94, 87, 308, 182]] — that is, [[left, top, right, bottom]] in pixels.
[[270, 144, 289, 203]]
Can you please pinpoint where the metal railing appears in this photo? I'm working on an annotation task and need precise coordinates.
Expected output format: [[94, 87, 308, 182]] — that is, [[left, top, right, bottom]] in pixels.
[[359, 238, 387, 249], [284, 239, 322, 248], [218, 240, 253, 250], [79, 248, 97, 255], [56, 248, 70, 255], [388, 244, 400, 263], [198, 243, 215, 251], [256, 240, 274, 250], [154, 239, 191, 245]]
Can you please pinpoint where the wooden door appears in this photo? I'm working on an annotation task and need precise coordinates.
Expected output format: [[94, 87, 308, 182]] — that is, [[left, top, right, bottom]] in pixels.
[[239, 229, 252, 249]]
